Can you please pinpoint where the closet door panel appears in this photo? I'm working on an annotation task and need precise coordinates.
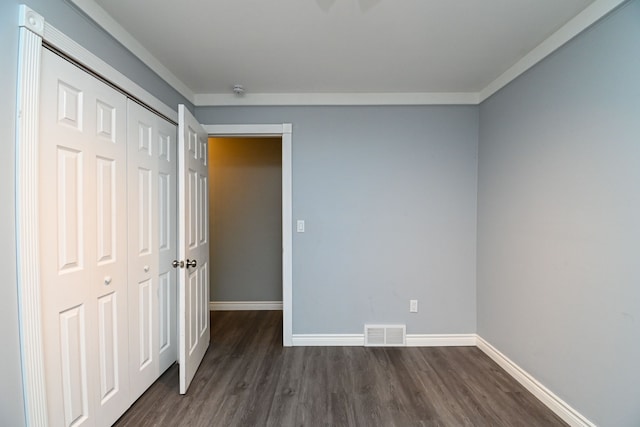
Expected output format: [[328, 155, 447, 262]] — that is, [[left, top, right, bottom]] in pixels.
[[97, 292, 119, 401], [157, 121, 178, 372], [128, 104, 159, 400], [96, 157, 116, 264], [57, 147, 84, 272], [91, 66, 130, 427], [127, 100, 178, 400], [40, 49, 130, 427], [59, 305, 89, 426], [92, 85, 130, 427], [138, 278, 154, 368]]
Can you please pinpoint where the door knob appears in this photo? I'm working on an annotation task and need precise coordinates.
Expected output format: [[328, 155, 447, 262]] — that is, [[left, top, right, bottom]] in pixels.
[[185, 259, 197, 268], [144, 265, 150, 273], [172, 260, 184, 269], [104, 276, 112, 285]]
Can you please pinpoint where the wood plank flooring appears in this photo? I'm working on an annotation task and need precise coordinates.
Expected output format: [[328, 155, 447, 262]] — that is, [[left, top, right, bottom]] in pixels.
[[113, 311, 567, 427]]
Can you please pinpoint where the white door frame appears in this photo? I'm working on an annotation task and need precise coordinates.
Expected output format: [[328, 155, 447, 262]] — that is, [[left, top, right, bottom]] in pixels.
[[204, 124, 293, 347]]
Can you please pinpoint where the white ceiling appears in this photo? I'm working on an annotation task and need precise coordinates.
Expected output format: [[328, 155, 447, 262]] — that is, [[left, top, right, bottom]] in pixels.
[[72, 0, 621, 105]]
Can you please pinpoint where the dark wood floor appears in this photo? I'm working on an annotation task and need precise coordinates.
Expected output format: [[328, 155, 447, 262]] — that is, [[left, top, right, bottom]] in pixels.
[[114, 311, 567, 427]]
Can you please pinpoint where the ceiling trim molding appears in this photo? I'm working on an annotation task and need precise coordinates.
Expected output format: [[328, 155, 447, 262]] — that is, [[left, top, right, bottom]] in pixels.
[[479, 0, 628, 102], [203, 124, 288, 135], [70, 0, 195, 103], [194, 92, 480, 107], [70, 0, 625, 107]]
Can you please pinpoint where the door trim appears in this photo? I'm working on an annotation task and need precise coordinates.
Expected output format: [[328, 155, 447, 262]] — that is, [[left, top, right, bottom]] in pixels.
[[204, 124, 293, 347], [16, 9, 48, 425]]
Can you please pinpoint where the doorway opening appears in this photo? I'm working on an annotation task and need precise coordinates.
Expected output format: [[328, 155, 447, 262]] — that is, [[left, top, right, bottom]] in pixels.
[[208, 136, 283, 309], [204, 124, 293, 346]]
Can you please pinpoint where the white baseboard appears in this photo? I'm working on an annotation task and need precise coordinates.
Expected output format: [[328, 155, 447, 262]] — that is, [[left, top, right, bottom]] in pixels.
[[209, 301, 283, 311], [291, 333, 475, 347], [292, 334, 365, 346], [476, 336, 595, 427], [406, 334, 476, 347]]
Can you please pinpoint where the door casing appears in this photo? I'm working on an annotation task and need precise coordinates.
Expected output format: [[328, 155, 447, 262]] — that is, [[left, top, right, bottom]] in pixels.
[[203, 124, 293, 347]]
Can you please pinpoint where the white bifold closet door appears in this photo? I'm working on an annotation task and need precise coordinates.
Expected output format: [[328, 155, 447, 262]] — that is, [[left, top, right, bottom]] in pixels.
[[127, 100, 178, 401], [39, 49, 130, 427], [39, 48, 179, 426]]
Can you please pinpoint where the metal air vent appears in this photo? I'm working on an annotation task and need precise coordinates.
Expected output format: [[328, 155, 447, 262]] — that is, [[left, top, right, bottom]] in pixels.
[[364, 324, 406, 347]]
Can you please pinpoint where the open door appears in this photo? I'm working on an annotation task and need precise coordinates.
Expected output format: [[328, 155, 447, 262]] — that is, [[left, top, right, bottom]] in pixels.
[[177, 105, 210, 394]]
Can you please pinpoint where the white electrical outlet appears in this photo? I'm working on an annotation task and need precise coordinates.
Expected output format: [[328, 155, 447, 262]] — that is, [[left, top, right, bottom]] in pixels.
[[410, 299, 418, 313]]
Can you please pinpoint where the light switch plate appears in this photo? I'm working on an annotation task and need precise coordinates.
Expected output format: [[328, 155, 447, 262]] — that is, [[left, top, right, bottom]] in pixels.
[[296, 220, 305, 233], [410, 299, 418, 313]]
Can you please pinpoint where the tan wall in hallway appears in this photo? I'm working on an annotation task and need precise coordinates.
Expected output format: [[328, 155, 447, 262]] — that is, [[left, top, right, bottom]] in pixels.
[[208, 137, 283, 302]]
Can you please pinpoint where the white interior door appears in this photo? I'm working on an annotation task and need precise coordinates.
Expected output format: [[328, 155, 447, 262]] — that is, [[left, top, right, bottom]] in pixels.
[[39, 49, 130, 427], [127, 100, 179, 401], [178, 105, 210, 394]]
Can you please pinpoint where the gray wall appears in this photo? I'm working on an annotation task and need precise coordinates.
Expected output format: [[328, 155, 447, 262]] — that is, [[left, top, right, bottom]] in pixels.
[[1, 1, 192, 424], [197, 106, 479, 334], [209, 137, 283, 302], [477, 1, 640, 425]]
